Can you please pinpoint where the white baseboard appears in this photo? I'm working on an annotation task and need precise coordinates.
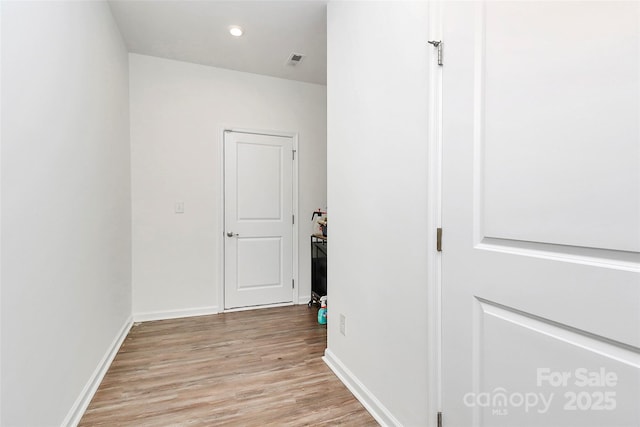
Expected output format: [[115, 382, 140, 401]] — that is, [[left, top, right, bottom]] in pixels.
[[298, 294, 312, 305], [323, 348, 402, 427], [62, 315, 133, 427], [223, 302, 294, 313], [133, 305, 220, 322]]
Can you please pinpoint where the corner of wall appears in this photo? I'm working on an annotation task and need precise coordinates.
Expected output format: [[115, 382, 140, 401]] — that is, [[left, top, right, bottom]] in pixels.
[[323, 349, 402, 427], [61, 316, 133, 427]]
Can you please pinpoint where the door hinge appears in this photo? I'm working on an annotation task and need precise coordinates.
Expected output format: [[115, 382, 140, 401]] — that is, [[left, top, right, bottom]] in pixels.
[[437, 411, 443, 427], [436, 227, 443, 252], [292, 279, 295, 289], [428, 40, 443, 66], [292, 214, 295, 225], [292, 149, 297, 160]]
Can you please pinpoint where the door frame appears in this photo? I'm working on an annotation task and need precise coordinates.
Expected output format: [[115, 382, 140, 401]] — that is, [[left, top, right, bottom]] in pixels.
[[426, 1, 444, 425], [218, 126, 299, 312]]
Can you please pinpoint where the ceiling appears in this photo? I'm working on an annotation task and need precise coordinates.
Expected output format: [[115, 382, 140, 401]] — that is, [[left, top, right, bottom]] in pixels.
[[108, 1, 328, 85]]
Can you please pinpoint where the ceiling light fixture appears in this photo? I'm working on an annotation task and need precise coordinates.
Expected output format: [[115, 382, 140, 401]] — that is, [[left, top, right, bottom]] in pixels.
[[229, 26, 243, 37]]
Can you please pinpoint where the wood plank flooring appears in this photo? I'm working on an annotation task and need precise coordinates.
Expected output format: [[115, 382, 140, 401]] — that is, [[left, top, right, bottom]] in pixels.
[[80, 305, 378, 426]]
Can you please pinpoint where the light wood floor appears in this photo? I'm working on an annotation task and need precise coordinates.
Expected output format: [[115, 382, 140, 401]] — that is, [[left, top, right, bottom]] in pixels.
[[80, 305, 378, 426]]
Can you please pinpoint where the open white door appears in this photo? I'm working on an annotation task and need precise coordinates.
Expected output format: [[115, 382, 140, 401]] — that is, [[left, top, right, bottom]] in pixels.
[[441, 2, 640, 426], [224, 131, 295, 309]]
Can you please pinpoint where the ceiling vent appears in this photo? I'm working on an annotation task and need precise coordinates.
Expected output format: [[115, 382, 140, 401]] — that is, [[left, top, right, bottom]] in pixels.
[[287, 52, 305, 66]]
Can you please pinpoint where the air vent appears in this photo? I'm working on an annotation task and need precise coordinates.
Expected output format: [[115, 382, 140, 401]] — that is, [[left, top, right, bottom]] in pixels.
[[287, 52, 305, 66]]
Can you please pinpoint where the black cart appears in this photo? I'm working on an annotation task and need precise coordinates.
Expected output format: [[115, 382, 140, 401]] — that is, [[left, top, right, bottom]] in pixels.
[[309, 234, 327, 307]]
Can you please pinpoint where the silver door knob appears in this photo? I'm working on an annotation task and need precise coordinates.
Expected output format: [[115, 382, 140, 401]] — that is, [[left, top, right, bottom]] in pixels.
[[226, 231, 238, 237]]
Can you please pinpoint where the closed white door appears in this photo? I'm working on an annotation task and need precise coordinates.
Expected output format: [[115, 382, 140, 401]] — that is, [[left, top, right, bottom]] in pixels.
[[441, 2, 640, 426], [224, 131, 295, 309]]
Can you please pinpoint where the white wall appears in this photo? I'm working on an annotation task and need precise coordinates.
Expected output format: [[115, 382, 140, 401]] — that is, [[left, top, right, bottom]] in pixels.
[[130, 54, 326, 318], [1, 2, 131, 426], [326, 2, 431, 426]]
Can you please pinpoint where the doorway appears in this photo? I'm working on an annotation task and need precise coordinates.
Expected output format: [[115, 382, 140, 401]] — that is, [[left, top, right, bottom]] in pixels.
[[223, 130, 298, 310]]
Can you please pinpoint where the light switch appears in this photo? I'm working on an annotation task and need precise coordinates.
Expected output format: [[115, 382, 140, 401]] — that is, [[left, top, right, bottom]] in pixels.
[[175, 202, 184, 214]]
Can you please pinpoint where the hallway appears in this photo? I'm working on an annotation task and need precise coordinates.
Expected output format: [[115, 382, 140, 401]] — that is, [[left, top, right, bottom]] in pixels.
[[80, 306, 377, 426]]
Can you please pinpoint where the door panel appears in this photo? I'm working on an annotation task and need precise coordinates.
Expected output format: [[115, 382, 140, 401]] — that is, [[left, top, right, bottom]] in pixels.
[[441, 2, 640, 426], [237, 142, 283, 220], [479, 1, 640, 252], [237, 237, 282, 290], [475, 298, 639, 427], [224, 131, 294, 309]]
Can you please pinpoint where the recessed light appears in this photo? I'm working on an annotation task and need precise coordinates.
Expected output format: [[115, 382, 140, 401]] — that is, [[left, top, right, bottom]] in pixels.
[[229, 26, 243, 37]]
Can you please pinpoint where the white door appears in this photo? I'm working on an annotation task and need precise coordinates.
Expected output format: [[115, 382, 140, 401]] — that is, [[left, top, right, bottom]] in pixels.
[[224, 131, 295, 309], [441, 2, 640, 426]]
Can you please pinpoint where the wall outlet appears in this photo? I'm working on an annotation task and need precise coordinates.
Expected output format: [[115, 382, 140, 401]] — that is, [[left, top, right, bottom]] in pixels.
[[339, 313, 346, 336]]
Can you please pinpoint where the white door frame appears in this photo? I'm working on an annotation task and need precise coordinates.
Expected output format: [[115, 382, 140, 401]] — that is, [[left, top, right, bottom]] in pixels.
[[425, 1, 446, 427], [426, 1, 444, 426], [218, 127, 299, 312]]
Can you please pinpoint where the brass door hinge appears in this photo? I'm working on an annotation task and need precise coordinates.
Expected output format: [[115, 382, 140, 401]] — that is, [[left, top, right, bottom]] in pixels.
[[436, 228, 443, 252]]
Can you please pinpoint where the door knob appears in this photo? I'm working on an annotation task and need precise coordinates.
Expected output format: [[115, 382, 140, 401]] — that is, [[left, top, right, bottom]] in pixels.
[[226, 231, 238, 237]]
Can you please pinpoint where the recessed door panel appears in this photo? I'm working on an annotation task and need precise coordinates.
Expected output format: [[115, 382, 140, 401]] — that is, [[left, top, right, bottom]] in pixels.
[[479, 1, 640, 252], [236, 143, 283, 221], [236, 237, 282, 290], [473, 299, 640, 426]]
